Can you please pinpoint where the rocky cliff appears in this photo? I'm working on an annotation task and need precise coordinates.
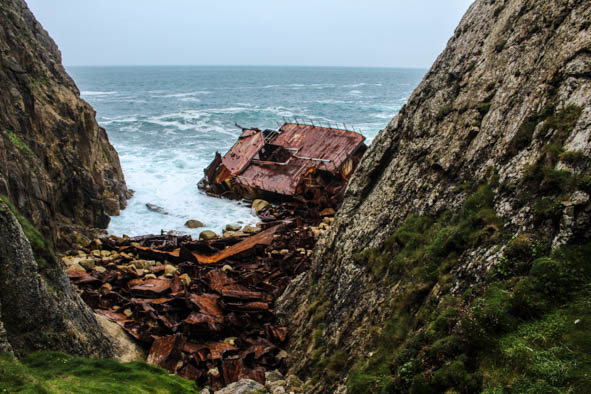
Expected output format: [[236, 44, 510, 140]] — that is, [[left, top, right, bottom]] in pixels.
[[278, 0, 591, 392], [0, 199, 113, 357], [0, 0, 128, 248]]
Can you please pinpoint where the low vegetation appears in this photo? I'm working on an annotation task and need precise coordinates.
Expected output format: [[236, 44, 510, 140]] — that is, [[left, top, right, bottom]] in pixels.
[[343, 180, 591, 393], [0, 352, 199, 393], [5, 131, 33, 154]]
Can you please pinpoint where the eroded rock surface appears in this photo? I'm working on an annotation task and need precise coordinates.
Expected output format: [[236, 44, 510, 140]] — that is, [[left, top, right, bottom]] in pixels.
[[0, 201, 113, 357], [0, 0, 128, 248], [277, 0, 591, 391]]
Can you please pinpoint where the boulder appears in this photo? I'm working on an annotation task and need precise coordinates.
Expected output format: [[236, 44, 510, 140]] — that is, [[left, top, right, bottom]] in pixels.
[[199, 230, 218, 240], [251, 199, 271, 215], [214, 379, 265, 394], [225, 223, 242, 232], [242, 225, 260, 234], [185, 219, 205, 229]]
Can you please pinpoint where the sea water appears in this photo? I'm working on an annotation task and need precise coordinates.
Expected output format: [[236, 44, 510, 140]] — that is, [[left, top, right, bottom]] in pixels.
[[67, 66, 425, 237]]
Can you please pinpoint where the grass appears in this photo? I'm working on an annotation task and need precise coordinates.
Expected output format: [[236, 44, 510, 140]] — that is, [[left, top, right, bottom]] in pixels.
[[5, 131, 33, 154], [346, 181, 591, 394], [0, 195, 57, 277], [0, 352, 199, 393]]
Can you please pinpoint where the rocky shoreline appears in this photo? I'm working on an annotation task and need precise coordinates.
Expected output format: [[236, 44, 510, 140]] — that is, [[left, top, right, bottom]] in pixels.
[[61, 199, 334, 392]]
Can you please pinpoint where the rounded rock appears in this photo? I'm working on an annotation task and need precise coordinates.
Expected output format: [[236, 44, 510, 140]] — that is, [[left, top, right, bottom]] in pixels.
[[185, 219, 205, 229], [199, 230, 218, 240], [251, 199, 271, 215]]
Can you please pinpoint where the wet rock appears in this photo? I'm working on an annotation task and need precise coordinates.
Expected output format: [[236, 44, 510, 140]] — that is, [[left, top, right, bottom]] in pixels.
[[252, 199, 271, 215], [214, 379, 265, 394], [146, 203, 170, 215], [225, 223, 242, 232], [223, 231, 247, 238], [185, 220, 205, 229], [242, 225, 260, 234], [199, 230, 218, 240]]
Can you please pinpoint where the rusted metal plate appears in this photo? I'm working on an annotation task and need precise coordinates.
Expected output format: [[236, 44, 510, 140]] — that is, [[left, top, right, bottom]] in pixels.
[[130, 279, 171, 295], [235, 158, 311, 196], [222, 129, 265, 175], [192, 224, 282, 264], [190, 293, 223, 317], [66, 210, 319, 389], [198, 122, 366, 202], [275, 123, 365, 172], [147, 334, 186, 370]]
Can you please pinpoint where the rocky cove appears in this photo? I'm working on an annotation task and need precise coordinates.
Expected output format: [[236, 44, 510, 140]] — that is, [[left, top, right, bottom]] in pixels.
[[1, 0, 591, 393]]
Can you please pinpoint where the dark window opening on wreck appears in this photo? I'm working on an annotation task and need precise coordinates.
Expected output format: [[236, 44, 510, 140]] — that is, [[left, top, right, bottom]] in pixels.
[[256, 144, 291, 163]]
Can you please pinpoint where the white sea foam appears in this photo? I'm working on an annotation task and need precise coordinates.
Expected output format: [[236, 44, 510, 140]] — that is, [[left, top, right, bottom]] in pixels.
[[108, 146, 257, 237], [71, 67, 424, 238], [81, 91, 117, 96], [160, 91, 211, 98]]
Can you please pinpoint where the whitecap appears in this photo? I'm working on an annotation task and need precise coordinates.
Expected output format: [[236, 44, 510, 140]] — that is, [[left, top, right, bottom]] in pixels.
[[161, 91, 211, 98], [81, 91, 117, 96]]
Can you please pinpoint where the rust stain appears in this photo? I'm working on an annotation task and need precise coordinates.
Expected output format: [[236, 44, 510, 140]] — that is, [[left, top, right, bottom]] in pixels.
[[191, 224, 281, 264], [199, 122, 367, 204]]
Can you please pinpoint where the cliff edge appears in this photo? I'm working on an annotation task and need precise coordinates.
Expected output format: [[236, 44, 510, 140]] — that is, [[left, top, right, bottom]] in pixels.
[[278, 1, 591, 392], [0, 0, 128, 248]]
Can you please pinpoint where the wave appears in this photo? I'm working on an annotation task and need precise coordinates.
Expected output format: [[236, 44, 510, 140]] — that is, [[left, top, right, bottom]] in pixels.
[[343, 83, 384, 88], [81, 91, 117, 96], [160, 91, 211, 98]]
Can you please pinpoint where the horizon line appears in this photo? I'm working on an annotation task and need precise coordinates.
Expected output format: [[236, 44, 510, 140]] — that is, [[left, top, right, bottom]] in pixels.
[[65, 64, 429, 70]]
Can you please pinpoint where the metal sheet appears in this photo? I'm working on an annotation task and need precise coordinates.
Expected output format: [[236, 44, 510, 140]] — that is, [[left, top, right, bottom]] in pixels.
[[274, 123, 365, 172], [221, 129, 265, 175]]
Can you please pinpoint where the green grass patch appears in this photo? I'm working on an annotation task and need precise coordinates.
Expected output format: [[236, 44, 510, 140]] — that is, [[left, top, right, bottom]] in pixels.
[[0, 351, 199, 393], [348, 177, 591, 393], [5, 131, 33, 154], [0, 195, 57, 276]]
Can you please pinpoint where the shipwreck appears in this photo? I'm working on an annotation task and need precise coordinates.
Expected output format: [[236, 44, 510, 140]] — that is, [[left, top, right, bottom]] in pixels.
[[198, 122, 367, 209]]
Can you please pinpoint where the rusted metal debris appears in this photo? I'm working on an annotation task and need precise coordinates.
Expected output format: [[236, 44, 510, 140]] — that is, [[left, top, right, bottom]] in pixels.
[[65, 202, 328, 390], [198, 122, 367, 208]]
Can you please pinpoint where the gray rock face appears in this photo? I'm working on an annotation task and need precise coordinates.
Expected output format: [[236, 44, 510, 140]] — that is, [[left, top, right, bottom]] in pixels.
[[0, 0, 128, 248], [213, 379, 265, 394], [277, 0, 591, 391], [0, 201, 113, 357]]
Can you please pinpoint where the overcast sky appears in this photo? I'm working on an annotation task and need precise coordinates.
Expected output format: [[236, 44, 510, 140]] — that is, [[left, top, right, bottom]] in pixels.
[[26, 0, 474, 68]]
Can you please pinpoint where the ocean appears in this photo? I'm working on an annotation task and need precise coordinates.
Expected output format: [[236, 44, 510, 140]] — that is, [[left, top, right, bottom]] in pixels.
[[67, 66, 425, 237]]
